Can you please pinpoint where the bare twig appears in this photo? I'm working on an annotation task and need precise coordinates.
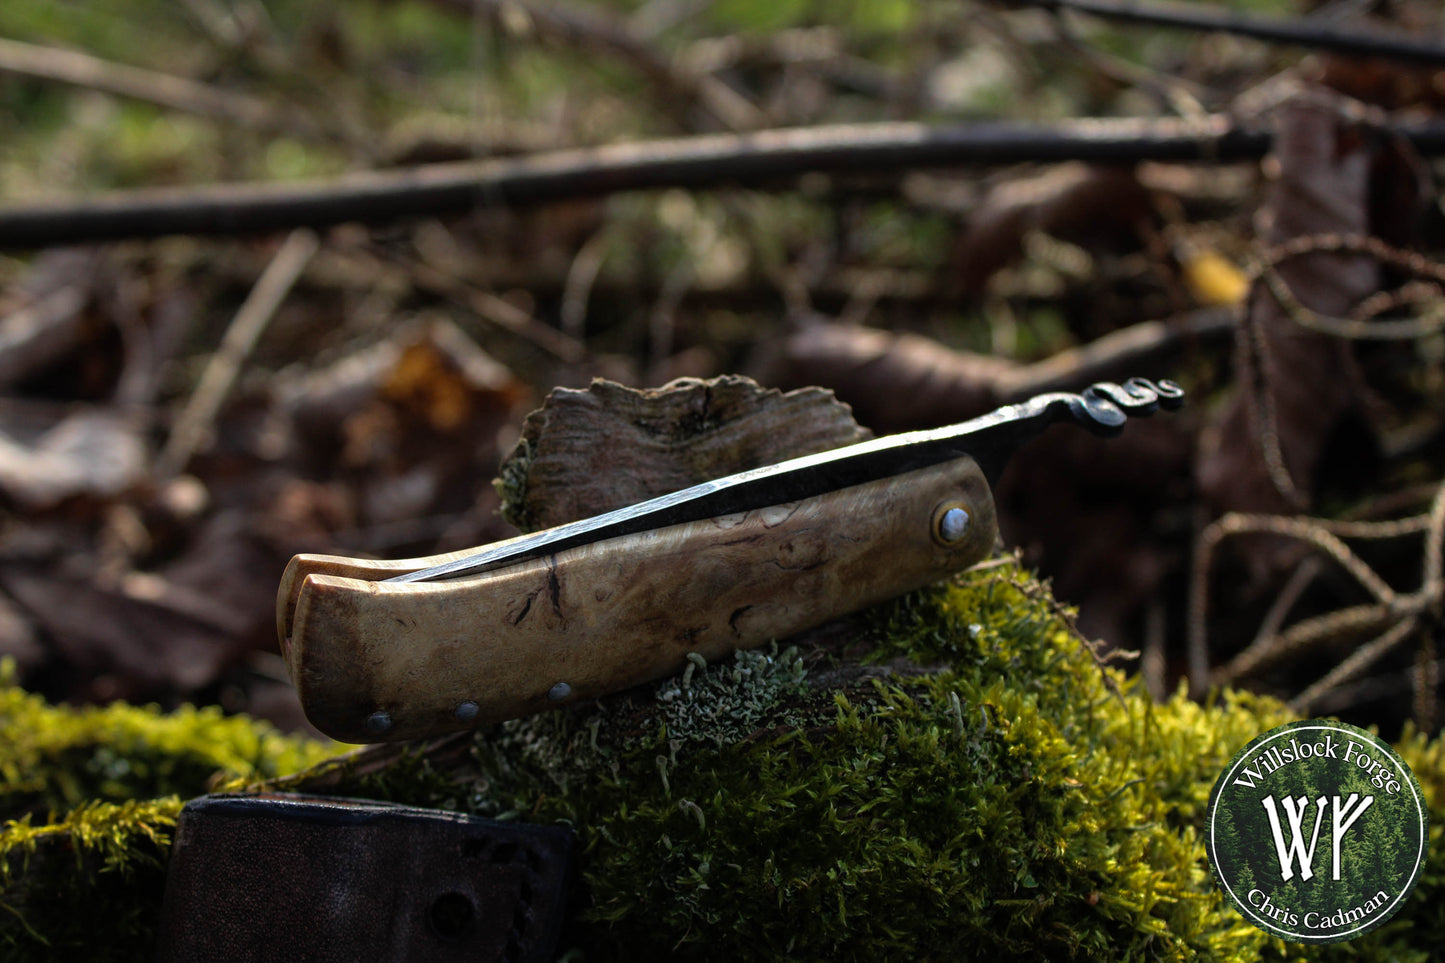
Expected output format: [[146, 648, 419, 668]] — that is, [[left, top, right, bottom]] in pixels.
[[1041, 1, 1209, 119], [1197, 481, 1445, 721], [1290, 616, 1421, 713], [0, 37, 328, 142], [1248, 556, 1323, 654], [1231, 233, 1445, 510], [9, 115, 1445, 248], [1215, 600, 1408, 686], [1237, 277, 1307, 509], [680, 28, 903, 106], [403, 256, 587, 364], [1012, 0, 1445, 67], [1311, 655, 1445, 716], [1190, 511, 1402, 696], [0, 114, 1287, 247], [156, 229, 319, 479], [560, 229, 612, 342], [1253, 234, 1445, 341]]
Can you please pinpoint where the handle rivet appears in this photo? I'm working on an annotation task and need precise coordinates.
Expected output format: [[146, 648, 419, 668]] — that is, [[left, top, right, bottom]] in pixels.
[[454, 700, 480, 721], [547, 682, 572, 702], [935, 505, 971, 544], [365, 711, 393, 733]]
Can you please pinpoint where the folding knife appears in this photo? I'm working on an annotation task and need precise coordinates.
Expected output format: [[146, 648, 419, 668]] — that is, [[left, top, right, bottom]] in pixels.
[[278, 377, 1183, 743]]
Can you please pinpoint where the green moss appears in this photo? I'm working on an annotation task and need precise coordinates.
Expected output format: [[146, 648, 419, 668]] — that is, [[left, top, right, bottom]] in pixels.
[[0, 799, 181, 961], [9, 562, 1445, 959], [0, 664, 333, 818], [0, 664, 334, 959], [316, 563, 1317, 960], [493, 433, 536, 533]]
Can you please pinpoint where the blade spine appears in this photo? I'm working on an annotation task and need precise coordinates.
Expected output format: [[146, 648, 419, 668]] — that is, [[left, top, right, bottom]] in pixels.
[[383, 416, 999, 584]]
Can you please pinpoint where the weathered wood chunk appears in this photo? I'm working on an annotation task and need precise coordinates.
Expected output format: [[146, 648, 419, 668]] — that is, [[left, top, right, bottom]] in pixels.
[[496, 375, 869, 532]]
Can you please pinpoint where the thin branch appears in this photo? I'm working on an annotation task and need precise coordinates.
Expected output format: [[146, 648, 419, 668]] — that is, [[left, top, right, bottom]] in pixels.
[[0, 115, 1278, 247], [1311, 654, 1445, 716], [1253, 234, 1445, 341], [0, 37, 328, 142], [1248, 555, 1323, 655], [1012, 0, 1445, 67], [1213, 600, 1406, 686], [155, 229, 319, 479], [1189, 511, 1401, 695], [1042, 0, 1209, 119], [1291, 616, 1421, 713], [400, 254, 587, 363], [1203, 481, 1445, 712], [4, 114, 1445, 248]]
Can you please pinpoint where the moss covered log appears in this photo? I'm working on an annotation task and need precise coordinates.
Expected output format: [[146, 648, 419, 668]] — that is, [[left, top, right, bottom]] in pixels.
[[0, 671, 334, 960], [4, 563, 1445, 959], [310, 561, 1445, 961]]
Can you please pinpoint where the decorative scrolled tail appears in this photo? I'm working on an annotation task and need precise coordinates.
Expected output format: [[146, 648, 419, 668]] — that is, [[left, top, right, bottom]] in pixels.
[[963, 377, 1185, 482], [1064, 377, 1186, 434]]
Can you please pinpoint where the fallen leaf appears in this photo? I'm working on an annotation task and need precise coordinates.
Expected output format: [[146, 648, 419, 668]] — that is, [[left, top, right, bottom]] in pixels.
[[1, 511, 283, 702], [0, 410, 147, 510], [944, 163, 1155, 297], [762, 316, 1016, 431], [277, 316, 528, 529], [1196, 97, 1425, 539]]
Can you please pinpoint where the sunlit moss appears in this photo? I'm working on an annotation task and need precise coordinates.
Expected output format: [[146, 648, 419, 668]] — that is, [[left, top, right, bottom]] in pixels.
[[312, 562, 1332, 960], [0, 798, 182, 961], [0, 665, 334, 819], [0, 666, 333, 957], [6, 562, 1445, 960]]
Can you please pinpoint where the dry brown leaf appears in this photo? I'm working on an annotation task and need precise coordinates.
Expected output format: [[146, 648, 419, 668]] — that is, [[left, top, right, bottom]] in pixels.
[[0, 410, 147, 510], [278, 316, 528, 531], [2, 569, 239, 700], [944, 164, 1155, 297], [1196, 98, 1427, 542], [2, 510, 283, 701], [762, 317, 1016, 432]]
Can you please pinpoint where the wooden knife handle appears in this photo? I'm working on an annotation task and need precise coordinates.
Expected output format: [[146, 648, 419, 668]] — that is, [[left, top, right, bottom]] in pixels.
[[282, 457, 996, 742]]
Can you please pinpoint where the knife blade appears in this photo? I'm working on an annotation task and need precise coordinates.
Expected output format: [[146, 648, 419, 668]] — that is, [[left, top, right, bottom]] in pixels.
[[278, 378, 1182, 743]]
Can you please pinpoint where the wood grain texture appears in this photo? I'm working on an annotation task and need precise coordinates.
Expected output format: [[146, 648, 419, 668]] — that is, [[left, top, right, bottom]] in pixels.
[[285, 457, 995, 742], [498, 375, 870, 532]]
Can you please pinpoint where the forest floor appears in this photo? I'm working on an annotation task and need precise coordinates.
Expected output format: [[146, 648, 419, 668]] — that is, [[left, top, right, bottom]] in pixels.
[[0, 0, 1444, 742]]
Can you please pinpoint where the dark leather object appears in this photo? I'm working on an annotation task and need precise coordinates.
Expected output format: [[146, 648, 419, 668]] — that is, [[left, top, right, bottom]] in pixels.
[[154, 793, 573, 962]]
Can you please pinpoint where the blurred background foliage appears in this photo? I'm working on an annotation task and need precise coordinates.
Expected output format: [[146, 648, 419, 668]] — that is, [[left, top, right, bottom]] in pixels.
[[0, 0, 1442, 736]]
